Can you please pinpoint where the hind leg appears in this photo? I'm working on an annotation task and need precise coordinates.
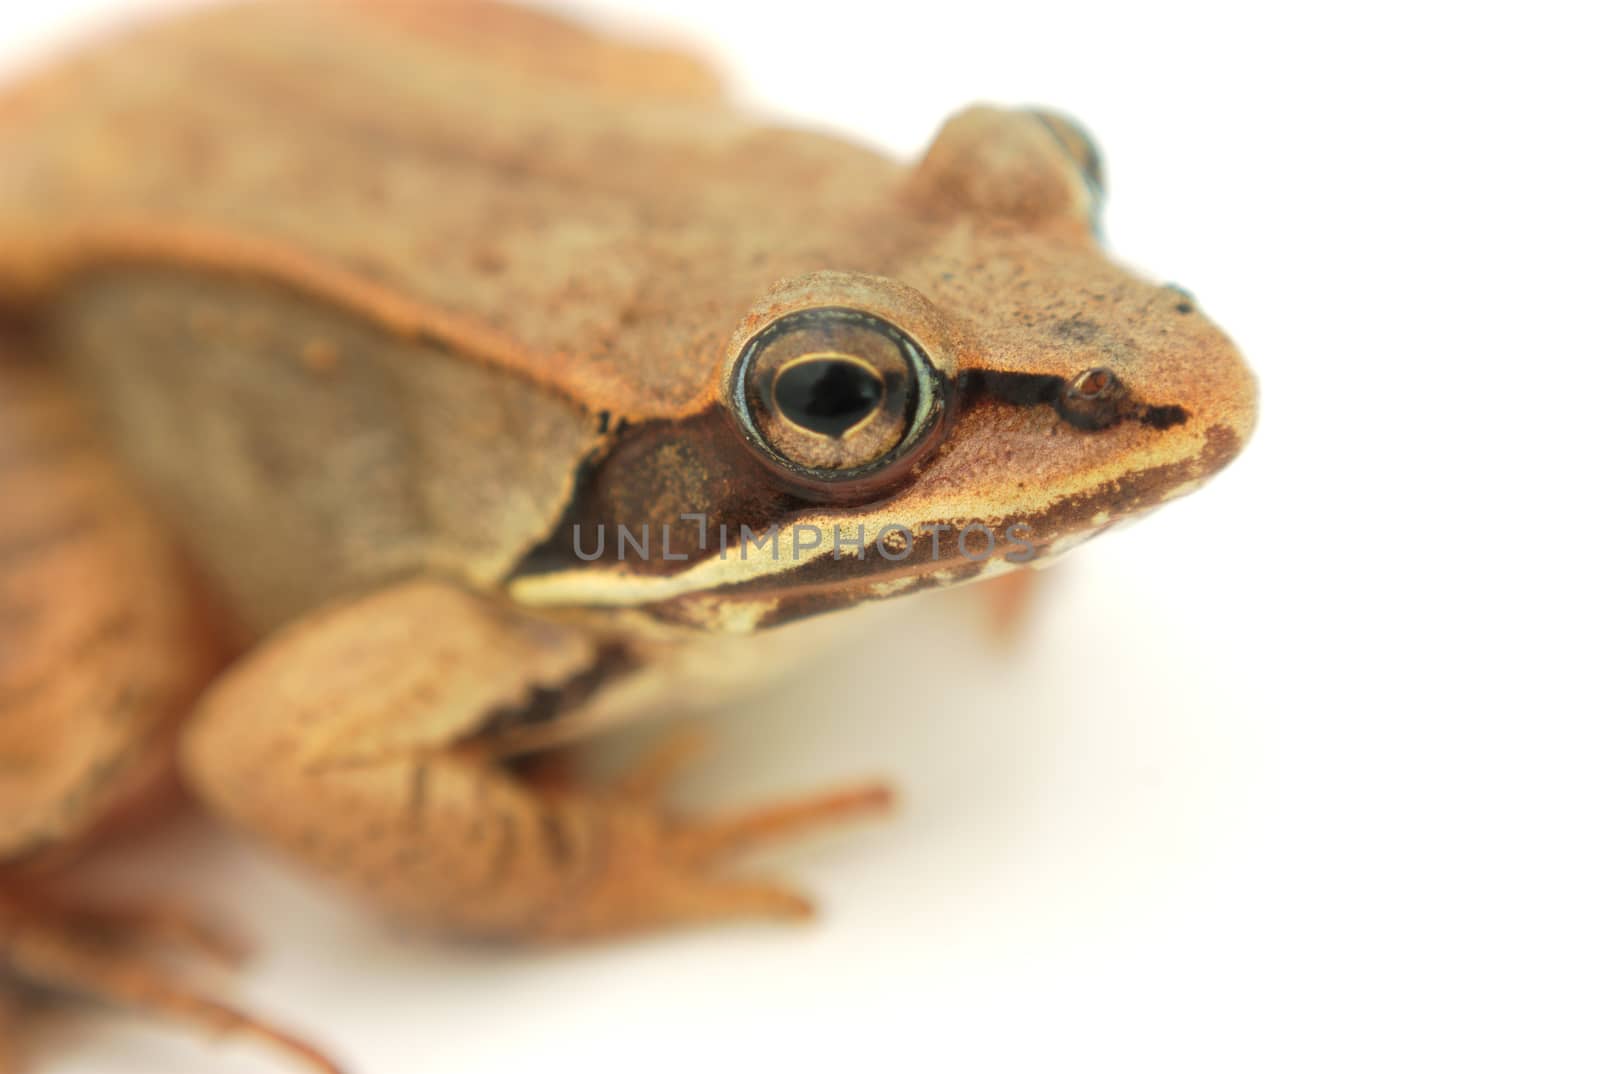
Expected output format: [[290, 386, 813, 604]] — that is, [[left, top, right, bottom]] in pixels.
[[0, 890, 337, 1074], [0, 346, 335, 1072]]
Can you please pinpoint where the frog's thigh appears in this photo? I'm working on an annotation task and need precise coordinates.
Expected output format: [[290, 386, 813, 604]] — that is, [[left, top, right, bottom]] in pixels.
[[0, 358, 336, 1072], [0, 359, 217, 865], [181, 581, 891, 938]]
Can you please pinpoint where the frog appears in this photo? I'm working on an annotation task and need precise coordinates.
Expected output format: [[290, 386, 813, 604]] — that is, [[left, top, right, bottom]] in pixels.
[[0, 2, 1257, 1071]]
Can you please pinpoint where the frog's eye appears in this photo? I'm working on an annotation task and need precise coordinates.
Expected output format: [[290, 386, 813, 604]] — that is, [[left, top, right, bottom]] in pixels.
[[729, 308, 945, 489]]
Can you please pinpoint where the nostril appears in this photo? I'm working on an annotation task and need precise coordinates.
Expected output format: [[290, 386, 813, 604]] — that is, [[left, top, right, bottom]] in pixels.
[[1056, 367, 1129, 431], [1070, 367, 1117, 399]]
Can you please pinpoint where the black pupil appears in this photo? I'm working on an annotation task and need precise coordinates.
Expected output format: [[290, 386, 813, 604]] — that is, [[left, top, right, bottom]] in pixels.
[[773, 359, 884, 438]]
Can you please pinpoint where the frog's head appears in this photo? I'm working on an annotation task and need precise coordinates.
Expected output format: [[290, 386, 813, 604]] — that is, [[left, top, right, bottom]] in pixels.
[[509, 108, 1254, 632]]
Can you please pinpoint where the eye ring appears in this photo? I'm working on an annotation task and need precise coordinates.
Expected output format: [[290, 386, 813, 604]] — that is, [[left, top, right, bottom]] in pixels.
[[729, 307, 946, 489]]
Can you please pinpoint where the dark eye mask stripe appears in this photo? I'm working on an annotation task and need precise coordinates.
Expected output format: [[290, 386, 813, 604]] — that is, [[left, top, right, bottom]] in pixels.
[[958, 369, 1188, 431]]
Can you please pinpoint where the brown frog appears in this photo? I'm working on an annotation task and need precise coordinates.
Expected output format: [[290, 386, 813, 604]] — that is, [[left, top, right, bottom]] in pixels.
[[0, 2, 1256, 1070]]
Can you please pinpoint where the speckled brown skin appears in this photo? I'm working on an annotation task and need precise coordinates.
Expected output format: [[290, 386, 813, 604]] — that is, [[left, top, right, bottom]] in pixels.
[[0, 1, 1255, 1070]]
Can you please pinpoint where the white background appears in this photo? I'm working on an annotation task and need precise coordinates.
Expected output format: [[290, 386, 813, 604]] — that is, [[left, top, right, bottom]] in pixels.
[[2, 2, 1597, 1072]]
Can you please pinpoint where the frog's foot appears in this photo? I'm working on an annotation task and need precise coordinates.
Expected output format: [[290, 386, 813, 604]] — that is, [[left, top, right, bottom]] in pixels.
[[534, 728, 894, 940], [0, 889, 340, 1074], [976, 567, 1044, 648]]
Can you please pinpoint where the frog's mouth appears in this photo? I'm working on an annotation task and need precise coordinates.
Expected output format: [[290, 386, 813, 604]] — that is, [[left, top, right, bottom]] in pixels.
[[503, 413, 1248, 634]]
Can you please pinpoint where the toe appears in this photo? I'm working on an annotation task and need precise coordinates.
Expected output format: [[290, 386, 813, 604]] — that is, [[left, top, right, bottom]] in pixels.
[[672, 782, 895, 864]]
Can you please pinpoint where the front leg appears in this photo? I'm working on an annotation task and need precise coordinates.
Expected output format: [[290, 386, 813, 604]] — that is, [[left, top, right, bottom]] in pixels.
[[182, 581, 890, 938]]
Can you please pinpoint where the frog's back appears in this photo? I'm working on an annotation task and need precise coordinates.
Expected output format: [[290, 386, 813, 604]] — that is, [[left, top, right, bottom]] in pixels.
[[0, 1, 903, 414], [0, 2, 906, 631]]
